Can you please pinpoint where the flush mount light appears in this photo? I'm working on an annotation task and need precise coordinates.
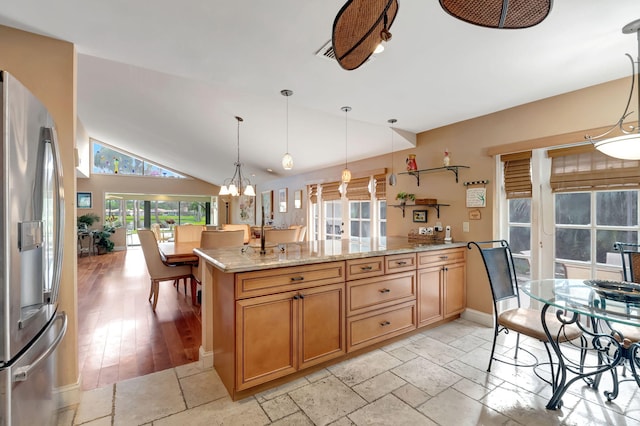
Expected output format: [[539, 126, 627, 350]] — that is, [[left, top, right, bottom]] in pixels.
[[439, 0, 553, 29], [588, 18, 640, 159]]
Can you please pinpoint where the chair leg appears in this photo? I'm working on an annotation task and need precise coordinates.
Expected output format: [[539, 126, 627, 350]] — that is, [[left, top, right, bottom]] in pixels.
[[190, 276, 198, 306], [148, 279, 154, 302], [514, 333, 521, 360], [152, 281, 160, 311], [487, 324, 499, 372]]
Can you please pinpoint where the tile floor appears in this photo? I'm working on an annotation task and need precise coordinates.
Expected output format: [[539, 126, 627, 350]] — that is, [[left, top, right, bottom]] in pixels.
[[57, 318, 640, 425]]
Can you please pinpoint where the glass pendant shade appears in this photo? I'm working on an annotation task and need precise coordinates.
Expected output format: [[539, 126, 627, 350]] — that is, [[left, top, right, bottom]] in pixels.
[[342, 168, 352, 183], [219, 185, 229, 195], [388, 173, 397, 186], [594, 134, 640, 160], [282, 152, 294, 170], [244, 184, 256, 197]]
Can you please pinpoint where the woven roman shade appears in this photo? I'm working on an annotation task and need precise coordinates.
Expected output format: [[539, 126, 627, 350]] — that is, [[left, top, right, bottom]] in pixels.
[[439, 0, 552, 29], [374, 173, 386, 200], [308, 184, 318, 204], [347, 177, 371, 200], [322, 181, 342, 201], [548, 145, 640, 192], [502, 151, 532, 199]]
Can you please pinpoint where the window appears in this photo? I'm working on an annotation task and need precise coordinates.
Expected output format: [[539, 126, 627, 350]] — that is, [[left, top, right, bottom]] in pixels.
[[324, 200, 342, 240], [349, 201, 371, 243], [379, 200, 387, 242], [508, 198, 531, 281], [92, 139, 186, 178]]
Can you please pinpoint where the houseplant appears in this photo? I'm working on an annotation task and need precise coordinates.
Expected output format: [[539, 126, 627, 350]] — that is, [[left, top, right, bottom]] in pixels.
[[77, 213, 100, 231], [94, 225, 116, 254], [395, 192, 415, 206]]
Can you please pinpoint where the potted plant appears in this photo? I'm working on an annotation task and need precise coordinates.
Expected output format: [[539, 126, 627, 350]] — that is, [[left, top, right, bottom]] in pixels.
[[395, 192, 415, 206], [77, 213, 100, 232], [94, 225, 116, 254]]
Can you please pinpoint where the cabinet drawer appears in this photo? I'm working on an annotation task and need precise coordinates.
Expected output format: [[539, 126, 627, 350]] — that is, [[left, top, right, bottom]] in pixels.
[[347, 271, 416, 316], [236, 261, 345, 299], [418, 248, 466, 269], [346, 257, 384, 280], [347, 301, 416, 352], [385, 253, 416, 274]]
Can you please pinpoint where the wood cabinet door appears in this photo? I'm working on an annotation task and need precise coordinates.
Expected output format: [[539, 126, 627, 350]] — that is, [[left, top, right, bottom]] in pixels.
[[444, 261, 466, 317], [298, 283, 346, 369], [236, 292, 298, 391], [417, 265, 443, 327]]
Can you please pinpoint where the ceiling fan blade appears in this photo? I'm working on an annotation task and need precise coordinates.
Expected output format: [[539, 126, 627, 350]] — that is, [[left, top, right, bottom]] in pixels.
[[439, 0, 552, 29], [332, 0, 399, 71]]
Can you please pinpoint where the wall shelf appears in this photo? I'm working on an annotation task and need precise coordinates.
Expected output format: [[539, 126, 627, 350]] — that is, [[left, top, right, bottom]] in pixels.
[[398, 165, 469, 186], [390, 203, 450, 218]]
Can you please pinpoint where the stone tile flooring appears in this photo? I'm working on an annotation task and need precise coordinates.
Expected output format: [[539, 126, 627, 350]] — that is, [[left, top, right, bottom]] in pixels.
[[57, 318, 640, 425]]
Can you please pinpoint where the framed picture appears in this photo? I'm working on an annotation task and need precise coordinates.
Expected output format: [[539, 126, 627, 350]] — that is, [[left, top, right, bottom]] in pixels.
[[294, 190, 302, 209], [261, 190, 273, 221], [239, 195, 255, 223], [413, 210, 427, 223], [77, 192, 92, 209], [278, 188, 288, 213]]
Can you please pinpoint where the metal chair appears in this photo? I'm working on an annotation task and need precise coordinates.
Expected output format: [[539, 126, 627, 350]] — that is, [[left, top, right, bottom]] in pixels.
[[467, 240, 583, 378], [138, 229, 193, 311]]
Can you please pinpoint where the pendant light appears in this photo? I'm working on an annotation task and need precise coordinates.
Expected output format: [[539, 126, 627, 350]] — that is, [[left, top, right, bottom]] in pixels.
[[588, 18, 640, 159], [341, 106, 352, 183], [218, 116, 256, 197], [388, 118, 397, 186], [281, 89, 294, 170]]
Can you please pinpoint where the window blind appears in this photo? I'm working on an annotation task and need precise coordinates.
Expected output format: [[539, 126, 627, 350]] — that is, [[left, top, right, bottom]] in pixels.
[[308, 184, 318, 204], [346, 177, 371, 200], [374, 173, 386, 200], [322, 181, 342, 201], [548, 145, 640, 192], [501, 151, 532, 199]]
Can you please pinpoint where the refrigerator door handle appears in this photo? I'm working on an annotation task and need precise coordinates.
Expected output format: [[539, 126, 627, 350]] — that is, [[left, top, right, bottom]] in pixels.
[[12, 312, 67, 382]]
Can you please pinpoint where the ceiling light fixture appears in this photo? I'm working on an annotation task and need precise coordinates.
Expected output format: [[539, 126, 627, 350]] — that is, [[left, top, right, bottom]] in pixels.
[[219, 116, 256, 197], [332, 0, 398, 71], [281, 89, 294, 170], [341, 106, 352, 184], [439, 0, 553, 29], [388, 118, 397, 186], [587, 19, 640, 160]]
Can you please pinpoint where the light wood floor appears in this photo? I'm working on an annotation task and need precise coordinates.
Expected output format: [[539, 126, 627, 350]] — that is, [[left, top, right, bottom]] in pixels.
[[77, 246, 201, 390]]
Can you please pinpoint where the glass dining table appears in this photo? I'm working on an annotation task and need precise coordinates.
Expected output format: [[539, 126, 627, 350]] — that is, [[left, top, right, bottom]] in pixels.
[[520, 279, 640, 410]]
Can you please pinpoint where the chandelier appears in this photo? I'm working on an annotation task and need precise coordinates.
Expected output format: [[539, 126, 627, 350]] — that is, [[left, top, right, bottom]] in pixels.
[[588, 19, 640, 160], [219, 116, 256, 197]]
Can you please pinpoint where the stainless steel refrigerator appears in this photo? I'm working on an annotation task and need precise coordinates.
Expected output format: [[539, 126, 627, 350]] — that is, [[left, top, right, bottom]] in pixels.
[[0, 71, 67, 425]]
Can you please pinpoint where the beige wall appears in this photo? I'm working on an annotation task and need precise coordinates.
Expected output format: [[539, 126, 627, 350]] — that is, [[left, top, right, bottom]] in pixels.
[[0, 25, 78, 388], [262, 76, 633, 316]]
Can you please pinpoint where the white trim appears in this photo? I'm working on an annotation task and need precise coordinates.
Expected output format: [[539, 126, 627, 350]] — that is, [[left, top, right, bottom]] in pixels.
[[54, 379, 82, 409], [199, 346, 214, 369], [460, 308, 493, 328]]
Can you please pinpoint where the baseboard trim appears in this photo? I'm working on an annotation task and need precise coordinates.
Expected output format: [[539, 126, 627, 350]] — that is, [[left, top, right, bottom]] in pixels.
[[461, 308, 493, 328], [55, 378, 82, 409], [199, 346, 213, 369]]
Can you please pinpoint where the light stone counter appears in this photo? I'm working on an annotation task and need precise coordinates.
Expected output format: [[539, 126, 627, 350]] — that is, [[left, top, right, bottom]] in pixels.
[[194, 236, 467, 273]]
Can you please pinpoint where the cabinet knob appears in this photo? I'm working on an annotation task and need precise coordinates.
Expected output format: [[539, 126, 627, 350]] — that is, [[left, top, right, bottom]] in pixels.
[[290, 276, 305, 282], [380, 321, 391, 327], [396, 261, 407, 266], [361, 266, 373, 271], [293, 294, 299, 300], [439, 255, 448, 260], [379, 288, 391, 294]]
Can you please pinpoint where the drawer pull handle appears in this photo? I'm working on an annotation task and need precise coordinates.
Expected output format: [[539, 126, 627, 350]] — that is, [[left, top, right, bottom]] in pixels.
[[380, 321, 391, 327], [379, 288, 391, 294], [396, 261, 407, 265], [293, 293, 305, 300], [439, 255, 448, 260], [360, 266, 373, 271], [290, 276, 305, 282]]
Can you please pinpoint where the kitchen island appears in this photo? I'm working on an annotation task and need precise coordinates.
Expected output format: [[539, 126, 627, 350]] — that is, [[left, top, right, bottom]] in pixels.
[[195, 237, 467, 400]]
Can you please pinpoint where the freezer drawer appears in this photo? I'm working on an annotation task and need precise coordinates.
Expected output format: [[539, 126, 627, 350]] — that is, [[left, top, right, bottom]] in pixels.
[[0, 312, 66, 426]]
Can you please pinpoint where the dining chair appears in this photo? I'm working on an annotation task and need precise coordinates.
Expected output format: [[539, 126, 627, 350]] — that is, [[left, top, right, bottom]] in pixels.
[[150, 223, 163, 242], [467, 240, 583, 376], [138, 229, 193, 311], [222, 223, 251, 244], [174, 224, 204, 243], [265, 228, 298, 244], [191, 230, 246, 302]]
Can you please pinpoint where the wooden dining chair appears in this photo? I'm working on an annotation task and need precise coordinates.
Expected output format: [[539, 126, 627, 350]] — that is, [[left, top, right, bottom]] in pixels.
[[173, 224, 204, 243], [191, 230, 246, 302], [265, 228, 298, 244], [138, 229, 193, 311], [467, 240, 583, 376]]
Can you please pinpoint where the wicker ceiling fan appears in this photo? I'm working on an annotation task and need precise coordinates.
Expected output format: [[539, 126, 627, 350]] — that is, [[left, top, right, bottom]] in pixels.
[[332, 0, 553, 71]]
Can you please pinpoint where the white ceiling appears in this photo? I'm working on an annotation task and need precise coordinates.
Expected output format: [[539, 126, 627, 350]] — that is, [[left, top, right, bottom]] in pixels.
[[1, 1, 640, 186]]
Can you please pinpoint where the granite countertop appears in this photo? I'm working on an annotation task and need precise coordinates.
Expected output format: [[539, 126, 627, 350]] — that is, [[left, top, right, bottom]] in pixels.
[[194, 237, 467, 273]]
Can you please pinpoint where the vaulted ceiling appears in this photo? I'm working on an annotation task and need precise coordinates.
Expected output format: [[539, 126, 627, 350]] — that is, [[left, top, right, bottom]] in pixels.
[[1, 1, 639, 185]]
